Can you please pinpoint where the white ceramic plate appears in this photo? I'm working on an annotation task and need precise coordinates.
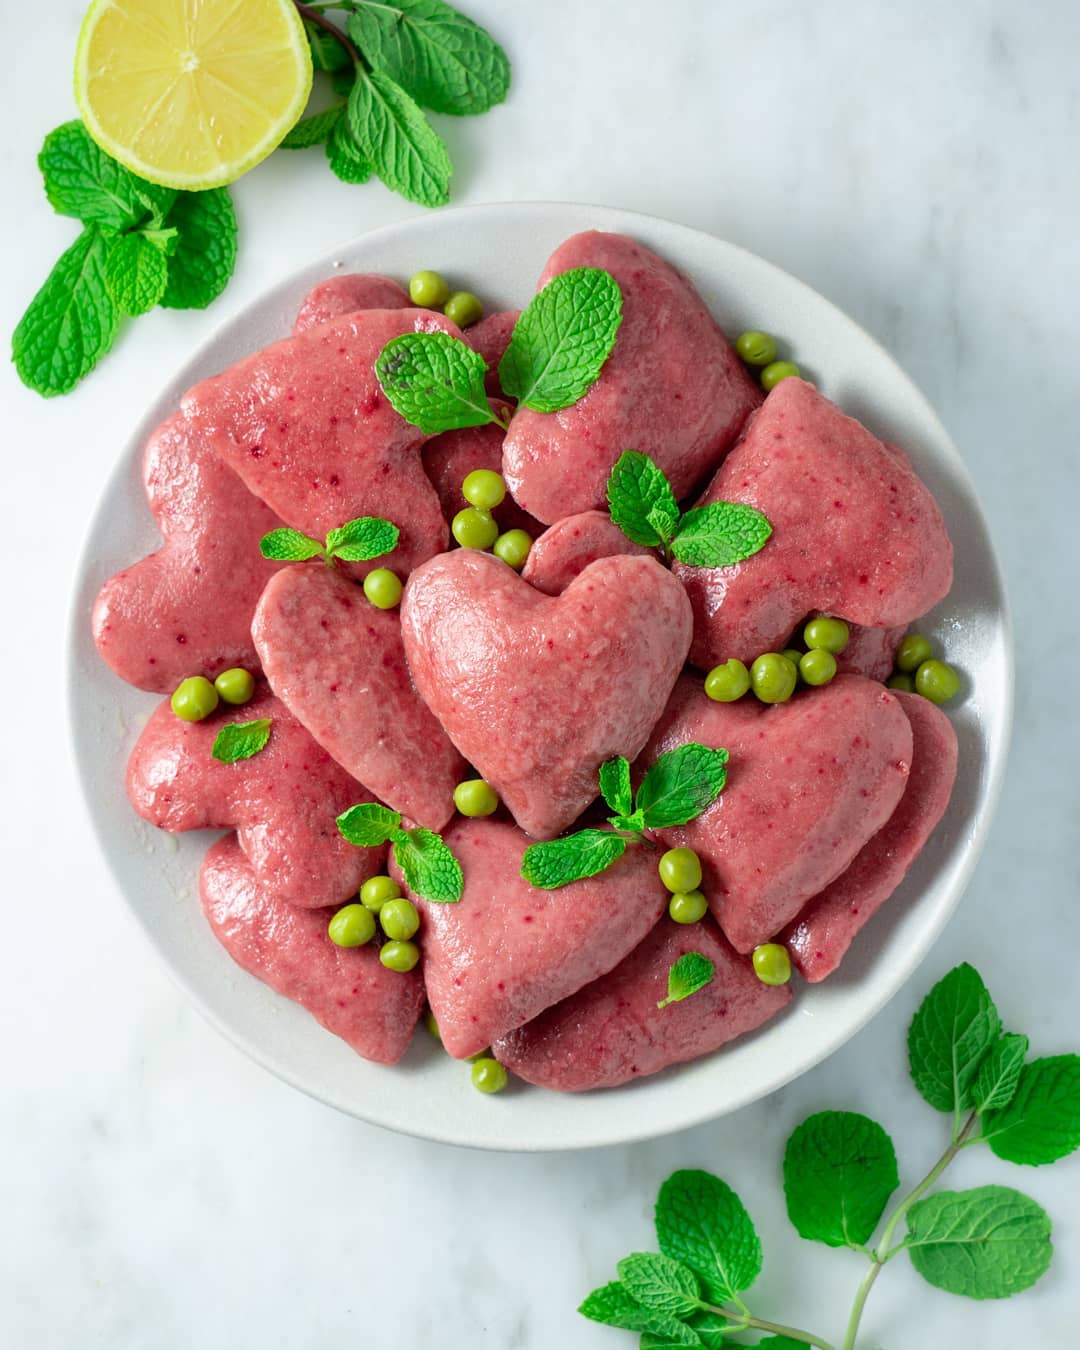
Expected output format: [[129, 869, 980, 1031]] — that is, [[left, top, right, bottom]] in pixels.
[[69, 203, 1012, 1151]]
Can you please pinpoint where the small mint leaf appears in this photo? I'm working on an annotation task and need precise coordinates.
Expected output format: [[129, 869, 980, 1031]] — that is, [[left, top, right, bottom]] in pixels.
[[281, 104, 344, 149], [982, 1055, 1080, 1165], [657, 952, 715, 1009], [325, 516, 399, 562], [259, 528, 324, 561], [160, 188, 237, 310], [104, 234, 169, 317], [578, 1281, 698, 1342], [616, 1252, 700, 1321], [606, 451, 680, 548], [598, 756, 632, 817], [326, 116, 374, 184], [376, 331, 498, 434], [393, 827, 463, 902], [337, 802, 403, 847], [974, 1034, 1030, 1115], [608, 811, 645, 834], [670, 502, 773, 568], [211, 718, 273, 764], [636, 743, 729, 830], [521, 829, 627, 890]]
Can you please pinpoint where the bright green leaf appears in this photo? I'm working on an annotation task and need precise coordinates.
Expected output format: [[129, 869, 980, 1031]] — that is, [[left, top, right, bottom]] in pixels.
[[983, 1055, 1080, 1165], [655, 1170, 762, 1307], [783, 1111, 900, 1248], [905, 1185, 1052, 1299], [907, 963, 1001, 1116]]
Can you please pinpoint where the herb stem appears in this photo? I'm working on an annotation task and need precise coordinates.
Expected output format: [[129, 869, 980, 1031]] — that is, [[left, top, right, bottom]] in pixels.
[[699, 1305, 835, 1350], [293, 2, 365, 68]]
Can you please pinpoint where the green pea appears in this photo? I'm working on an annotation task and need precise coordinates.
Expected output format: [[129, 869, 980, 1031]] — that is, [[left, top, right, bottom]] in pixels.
[[408, 269, 450, 308], [799, 648, 837, 687], [704, 658, 751, 703], [803, 616, 850, 654], [915, 659, 961, 704], [735, 330, 778, 367], [462, 468, 506, 510], [493, 529, 532, 571], [213, 667, 255, 706], [782, 648, 804, 668], [886, 671, 915, 693], [896, 633, 934, 673], [659, 847, 702, 894], [424, 1009, 441, 1041], [471, 1057, 508, 1094], [363, 568, 403, 609], [668, 890, 708, 924], [444, 290, 484, 328], [750, 652, 797, 704], [170, 675, 219, 722], [380, 898, 420, 941], [454, 778, 499, 817], [328, 903, 376, 948], [379, 939, 420, 973], [752, 943, 792, 986], [452, 507, 499, 551], [760, 360, 801, 391], [360, 875, 401, 911]]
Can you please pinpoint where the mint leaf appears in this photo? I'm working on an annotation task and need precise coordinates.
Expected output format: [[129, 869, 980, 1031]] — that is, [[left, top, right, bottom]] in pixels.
[[982, 1055, 1080, 1165], [905, 1185, 1053, 1299], [598, 756, 632, 817], [281, 105, 344, 148], [160, 188, 237, 310], [608, 811, 645, 833], [346, 69, 451, 207], [375, 332, 497, 433], [908, 963, 1001, 1116], [337, 802, 403, 847], [393, 827, 463, 902], [607, 451, 680, 548], [304, 18, 352, 72], [38, 121, 174, 231], [655, 1170, 762, 1307], [104, 234, 169, 317], [783, 1111, 900, 1249], [12, 228, 118, 397], [326, 116, 374, 184], [635, 744, 729, 830], [346, 0, 510, 116], [259, 527, 323, 561], [578, 1281, 698, 1343], [670, 502, 773, 569], [211, 718, 273, 764], [325, 516, 399, 562], [974, 1034, 1030, 1114], [657, 953, 715, 1009], [617, 1253, 700, 1321], [499, 267, 623, 413], [521, 829, 627, 890]]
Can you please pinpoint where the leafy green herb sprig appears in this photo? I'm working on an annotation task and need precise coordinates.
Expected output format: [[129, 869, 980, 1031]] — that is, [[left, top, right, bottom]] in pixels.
[[337, 802, 463, 902], [607, 450, 773, 568], [375, 266, 623, 432], [520, 743, 728, 891], [580, 962, 1080, 1349], [259, 515, 399, 564]]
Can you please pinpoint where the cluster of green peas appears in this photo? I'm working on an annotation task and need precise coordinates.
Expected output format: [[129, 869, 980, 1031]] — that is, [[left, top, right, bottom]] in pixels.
[[658, 845, 792, 986], [704, 616, 852, 707], [328, 874, 421, 972], [452, 468, 532, 571], [170, 665, 256, 721], [885, 634, 962, 703], [734, 329, 802, 392], [408, 268, 485, 331]]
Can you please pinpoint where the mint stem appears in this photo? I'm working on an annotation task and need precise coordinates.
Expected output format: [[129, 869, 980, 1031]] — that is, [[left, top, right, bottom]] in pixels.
[[701, 1305, 836, 1350]]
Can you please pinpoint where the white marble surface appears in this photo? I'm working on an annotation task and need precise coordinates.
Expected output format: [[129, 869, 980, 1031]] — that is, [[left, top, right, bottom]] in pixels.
[[2, 2, 1078, 1346]]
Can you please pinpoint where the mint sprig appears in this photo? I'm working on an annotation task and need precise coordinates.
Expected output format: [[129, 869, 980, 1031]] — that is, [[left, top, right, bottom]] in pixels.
[[337, 802, 463, 903], [259, 515, 399, 565], [606, 451, 773, 569], [211, 718, 273, 764], [656, 953, 715, 1010], [579, 962, 1080, 1349], [520, 744, 728, 891]]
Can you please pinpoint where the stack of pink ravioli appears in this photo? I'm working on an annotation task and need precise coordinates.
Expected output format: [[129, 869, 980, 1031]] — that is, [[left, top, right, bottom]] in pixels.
[[97, 231, 958, 1086]]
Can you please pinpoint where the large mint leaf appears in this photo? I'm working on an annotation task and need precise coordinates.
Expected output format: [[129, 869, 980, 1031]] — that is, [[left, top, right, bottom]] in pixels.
[[982, 1055, 1080, 1165], [655, 1170, 761, 1307], [346, 69, 451, 207], [670, 502, 772, 568], [783, 1111, 900, 1248], [375, 332, 496, 433], [520, 830, 627, 890], [905, 1185, 1052, 1299], [635, 743, 729, 830], [160, 188, 237, 310], [337, 802, 403, 847], [908, 963, 1000, 1116], [39, 121, 174, 230]]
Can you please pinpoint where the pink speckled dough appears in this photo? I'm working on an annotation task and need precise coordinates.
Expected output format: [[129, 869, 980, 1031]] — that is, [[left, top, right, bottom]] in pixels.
[[292, 273, 411, 334], [127, 686, 385, 907], [835, 622, 908, 681], [421, 421, 540, 538], [677, 378, 953, 669], [390, 817, 667, 1060], [466, 309, 520, 396], [401, 550, 692, 839], [638, 675, 913, 953], [502, 231, 760, 523], [785, 691, 958, 981], [494, 916, 791, 1091], [201, 835, 424, 1063], [252, 563, 465, 830], [522, 510, 655, 596], [92, 414, 286, 693], [180, 308, 460, 579]]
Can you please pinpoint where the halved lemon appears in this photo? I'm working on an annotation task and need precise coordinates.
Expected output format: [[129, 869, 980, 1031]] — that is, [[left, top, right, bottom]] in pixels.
[[74, 0, 314, 190]]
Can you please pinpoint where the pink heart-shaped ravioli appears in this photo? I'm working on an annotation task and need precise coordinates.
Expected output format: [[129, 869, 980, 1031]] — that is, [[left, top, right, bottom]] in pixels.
[[677, 378, 953, 669], [421, 421, 540, 539], [502, 231, 760, 524], [522, 510, 655, 596], [252, 562, 465, 830], [180, 308, 460, 579], [201, 835, 423, 1063], [494, 915, 791, 1091], [292, 272, 410, 334], [92, 414, 286, 693], [127, 685, 385, 906], [639, 674, 913, 952], [392, 817, 668, 1059], [784, 690, 958, 981], [401, 550, 692, 838]]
